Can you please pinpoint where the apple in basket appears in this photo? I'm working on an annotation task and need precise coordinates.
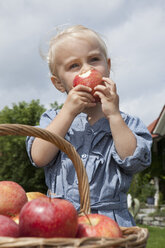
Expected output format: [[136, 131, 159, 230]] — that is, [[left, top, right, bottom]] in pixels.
[[0, 215, 19, 237], [26, 192, 48, 201], [73, 69, 103, 102], [76, 213, 123, 238], [0, 181, 28, 217], [11, 192, 48, 224], [19, 197, 78, 238]]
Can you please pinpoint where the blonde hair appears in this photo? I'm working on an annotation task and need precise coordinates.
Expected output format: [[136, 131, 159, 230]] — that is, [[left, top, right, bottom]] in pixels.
[[47, 25, 108, 76]]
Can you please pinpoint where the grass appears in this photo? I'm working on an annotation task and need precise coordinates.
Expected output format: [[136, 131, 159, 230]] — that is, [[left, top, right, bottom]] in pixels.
[[139, 225, 165, 248]]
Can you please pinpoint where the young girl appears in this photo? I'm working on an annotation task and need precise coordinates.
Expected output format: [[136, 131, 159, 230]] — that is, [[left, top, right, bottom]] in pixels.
[[26, 25, 152, 227]]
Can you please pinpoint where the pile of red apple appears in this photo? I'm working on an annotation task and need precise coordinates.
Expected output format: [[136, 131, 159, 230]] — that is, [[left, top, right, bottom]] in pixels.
[[0, 180, 122, 239]]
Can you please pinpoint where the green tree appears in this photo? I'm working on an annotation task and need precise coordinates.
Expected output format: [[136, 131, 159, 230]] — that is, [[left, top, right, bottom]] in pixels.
[[128, 173, 151, 201], [0, 100, 47, 193], [50, 101, 63, 110]]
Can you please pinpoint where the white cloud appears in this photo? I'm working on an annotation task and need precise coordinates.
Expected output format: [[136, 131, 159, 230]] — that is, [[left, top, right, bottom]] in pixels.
[[120, 89, 165, 125], [104, 3, 165, 124]]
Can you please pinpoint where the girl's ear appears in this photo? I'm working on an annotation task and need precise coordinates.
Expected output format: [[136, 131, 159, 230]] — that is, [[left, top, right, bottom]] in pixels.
[[51, 76, 66, 93], [107, 58, 111, 74]]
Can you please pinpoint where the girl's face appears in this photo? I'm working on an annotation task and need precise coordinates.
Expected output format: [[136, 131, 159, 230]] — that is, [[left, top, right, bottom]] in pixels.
[[51, 36, 111, 93]]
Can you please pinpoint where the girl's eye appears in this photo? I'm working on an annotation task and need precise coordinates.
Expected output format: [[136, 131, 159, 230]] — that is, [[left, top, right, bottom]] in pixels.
[[90, 57, 100, 62], [69, 63, 79, 70]]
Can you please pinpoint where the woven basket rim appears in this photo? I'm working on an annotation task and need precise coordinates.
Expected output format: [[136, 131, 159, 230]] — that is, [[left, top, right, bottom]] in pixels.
[[0, 226, 149, 248]]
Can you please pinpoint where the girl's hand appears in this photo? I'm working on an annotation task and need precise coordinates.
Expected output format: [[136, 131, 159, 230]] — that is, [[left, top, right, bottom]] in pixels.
[[94, 77, 120, 118], [63, 85, 96, 117]]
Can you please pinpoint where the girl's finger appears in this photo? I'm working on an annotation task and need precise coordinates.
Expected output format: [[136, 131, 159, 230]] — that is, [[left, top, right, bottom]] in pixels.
[[102, 78, 117, 94], [73, 84, 92, 93], [76, 92, 96, 102], [94, 91, 105, 101], [94, 85, 112, 97]]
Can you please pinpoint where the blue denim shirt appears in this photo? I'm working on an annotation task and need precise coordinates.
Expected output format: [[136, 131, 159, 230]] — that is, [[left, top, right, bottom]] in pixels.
[[26, 109, 152, 227]]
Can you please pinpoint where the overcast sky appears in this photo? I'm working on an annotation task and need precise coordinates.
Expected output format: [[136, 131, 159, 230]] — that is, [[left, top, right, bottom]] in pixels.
[[0, 0, 164, 126]]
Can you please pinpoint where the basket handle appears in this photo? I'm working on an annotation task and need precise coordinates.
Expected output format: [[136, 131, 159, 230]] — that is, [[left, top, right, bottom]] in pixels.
[[0, 124, 91, 215]]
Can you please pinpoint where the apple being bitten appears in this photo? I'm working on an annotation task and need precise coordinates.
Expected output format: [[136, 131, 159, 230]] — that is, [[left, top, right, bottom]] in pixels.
[[19, 197, 78, 238], [73, 69, 103, 102], [76, 213, 122, 238], [0, 215, 19, 237], [0, 181, 28, 217]]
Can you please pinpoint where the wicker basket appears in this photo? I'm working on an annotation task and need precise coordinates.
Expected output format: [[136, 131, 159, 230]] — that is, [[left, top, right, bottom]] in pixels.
[[0, 124, 149, 248]]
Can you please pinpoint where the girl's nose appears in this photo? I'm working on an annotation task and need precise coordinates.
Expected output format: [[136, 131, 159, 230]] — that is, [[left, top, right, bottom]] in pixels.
[[80, 64, 93, 74]]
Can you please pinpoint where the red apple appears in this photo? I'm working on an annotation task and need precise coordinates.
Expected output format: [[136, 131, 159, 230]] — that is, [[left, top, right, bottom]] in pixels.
[[19, 197, 78, 238], [0, 181, 28, 217], [73, 69, 103, 102], [11, 192, 47, 224], [0, 215, 19, 237], [26, 192, 47, 201], [11, 193, 48, 224], [76, 214, 122, 238]]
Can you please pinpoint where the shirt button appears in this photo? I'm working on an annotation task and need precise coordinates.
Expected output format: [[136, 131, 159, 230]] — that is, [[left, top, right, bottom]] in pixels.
[[87, 129, 92, 135], [144, 152, 148, 160], [81, 154, 87, 159]]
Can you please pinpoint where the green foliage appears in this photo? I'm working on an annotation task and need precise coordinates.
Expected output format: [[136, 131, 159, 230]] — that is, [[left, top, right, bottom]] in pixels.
[[140, 184, 156, 202], [158, 191, 164, 205], [0, 100, 45, 125], [0, 100, 48, 193], [128, 174, 142, 199], [50, 101, 63, 110], [129, 136, 165, 204], [129, 173, 156, 203], [129, 173, 150, 199], [145, 144, 165, 179]]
